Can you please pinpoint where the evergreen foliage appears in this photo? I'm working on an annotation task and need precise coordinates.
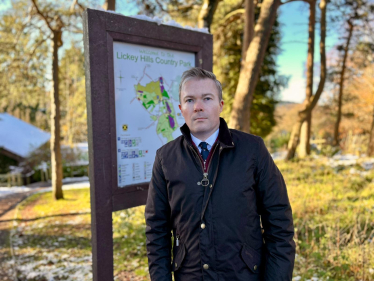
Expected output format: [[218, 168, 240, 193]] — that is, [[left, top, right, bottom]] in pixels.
[[213, 0, 289, 138]]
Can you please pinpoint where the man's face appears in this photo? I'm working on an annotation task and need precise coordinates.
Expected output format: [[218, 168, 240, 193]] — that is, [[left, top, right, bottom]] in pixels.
[[179, 78, 223, 141]]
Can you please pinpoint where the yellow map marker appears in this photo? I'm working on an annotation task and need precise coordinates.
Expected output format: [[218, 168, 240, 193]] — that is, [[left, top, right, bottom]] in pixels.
[[122, 124, 128, 131]]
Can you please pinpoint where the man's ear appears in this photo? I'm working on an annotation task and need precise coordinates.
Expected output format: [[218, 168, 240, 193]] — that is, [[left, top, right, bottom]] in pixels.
[[178, 104, 182, 111]]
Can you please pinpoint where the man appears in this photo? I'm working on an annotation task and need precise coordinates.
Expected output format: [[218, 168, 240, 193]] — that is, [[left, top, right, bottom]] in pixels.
[[145, 67, 295, 281]]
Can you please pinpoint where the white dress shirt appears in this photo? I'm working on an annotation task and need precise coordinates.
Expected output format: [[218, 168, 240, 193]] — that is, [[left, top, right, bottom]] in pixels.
[[190, 128, 219, 153]]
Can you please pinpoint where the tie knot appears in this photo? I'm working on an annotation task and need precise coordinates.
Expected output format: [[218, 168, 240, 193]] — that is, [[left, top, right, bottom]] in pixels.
[[199, 142, 208, 150]]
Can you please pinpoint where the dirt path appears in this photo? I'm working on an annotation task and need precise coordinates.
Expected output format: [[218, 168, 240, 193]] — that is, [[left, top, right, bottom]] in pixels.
[[0, 188, 47, 280]]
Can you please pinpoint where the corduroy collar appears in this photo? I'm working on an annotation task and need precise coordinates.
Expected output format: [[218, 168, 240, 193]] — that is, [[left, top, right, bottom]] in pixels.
[[180, 117, 235, 149]]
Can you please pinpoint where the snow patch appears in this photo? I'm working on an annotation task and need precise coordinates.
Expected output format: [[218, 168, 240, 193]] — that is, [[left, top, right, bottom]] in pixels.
[[0, 186, 31, 197], [89, 7, 209, 33], [0, 113, 50, 158]]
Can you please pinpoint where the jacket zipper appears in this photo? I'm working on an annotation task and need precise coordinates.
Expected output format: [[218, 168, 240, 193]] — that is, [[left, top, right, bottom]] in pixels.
[[200, 146, 223, 221], [176, 235, 180, 246], [189, 143, 218, 175]]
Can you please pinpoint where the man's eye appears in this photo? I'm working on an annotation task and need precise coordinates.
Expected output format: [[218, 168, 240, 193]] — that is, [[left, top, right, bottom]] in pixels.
[[205, 97, 212, 100], [186, 99, 193, 103]]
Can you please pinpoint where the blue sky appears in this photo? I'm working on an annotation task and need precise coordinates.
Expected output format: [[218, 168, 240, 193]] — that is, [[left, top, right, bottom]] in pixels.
[[277, 1, 338, 103], [0, 0, 338, 103]]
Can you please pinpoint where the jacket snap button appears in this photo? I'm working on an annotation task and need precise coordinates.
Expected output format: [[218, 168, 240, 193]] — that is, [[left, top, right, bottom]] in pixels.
[[175, 262, 178, 268], [201, 223, 206, 229], [254, 265, 257, 270], [203, 264, 209, 270]]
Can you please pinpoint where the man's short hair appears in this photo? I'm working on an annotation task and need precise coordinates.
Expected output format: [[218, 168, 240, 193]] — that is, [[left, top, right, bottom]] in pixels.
[[179, 67, 223, 103]]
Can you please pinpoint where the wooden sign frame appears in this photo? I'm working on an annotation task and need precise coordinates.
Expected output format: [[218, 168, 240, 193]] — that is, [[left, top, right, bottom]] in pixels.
[[83, 8, 212, 281]]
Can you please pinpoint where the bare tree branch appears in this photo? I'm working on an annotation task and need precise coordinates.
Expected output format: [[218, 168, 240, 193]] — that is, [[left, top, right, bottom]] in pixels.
[[30, 0, 54, 31], [27, 34, 52, 64], [281, 0, 310, 5]]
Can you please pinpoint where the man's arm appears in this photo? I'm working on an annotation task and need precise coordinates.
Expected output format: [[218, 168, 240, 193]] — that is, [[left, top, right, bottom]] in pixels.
[[145, 152, 172, 281], [255, 137, 296, 281]]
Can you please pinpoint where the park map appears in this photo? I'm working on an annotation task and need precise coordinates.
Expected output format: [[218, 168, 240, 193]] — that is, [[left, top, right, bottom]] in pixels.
[[113, 41, 195, 187]]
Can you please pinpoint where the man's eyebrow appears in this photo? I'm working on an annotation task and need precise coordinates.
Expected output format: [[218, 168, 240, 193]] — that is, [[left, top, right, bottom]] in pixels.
[[183, 95, 195, 100], [183, 93, 214, 99]]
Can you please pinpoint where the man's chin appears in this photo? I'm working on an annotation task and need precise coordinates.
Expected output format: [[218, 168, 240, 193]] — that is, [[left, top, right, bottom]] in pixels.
[[190, 125, 210, 135]]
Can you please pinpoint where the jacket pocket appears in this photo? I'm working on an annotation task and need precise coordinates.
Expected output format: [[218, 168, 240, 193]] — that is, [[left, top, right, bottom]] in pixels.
[[240, 244, 262, 274], [171, 241, 186, 272]]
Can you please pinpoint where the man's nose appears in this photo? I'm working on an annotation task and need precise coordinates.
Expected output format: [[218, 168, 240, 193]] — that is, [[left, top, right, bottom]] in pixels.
[[194, 99, 204, 112]]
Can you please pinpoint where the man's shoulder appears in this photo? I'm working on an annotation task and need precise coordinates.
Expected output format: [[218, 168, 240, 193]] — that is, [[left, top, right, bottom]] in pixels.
[[229, 129, 263, 144], [156, 135, 184, 156]]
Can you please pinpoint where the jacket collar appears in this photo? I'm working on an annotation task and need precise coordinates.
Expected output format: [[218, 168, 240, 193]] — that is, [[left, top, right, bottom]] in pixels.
[[180, 117, 235, 149]]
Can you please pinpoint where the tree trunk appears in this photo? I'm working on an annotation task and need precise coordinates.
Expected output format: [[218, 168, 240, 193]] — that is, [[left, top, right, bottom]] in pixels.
[[286, 0, 327, 160], [51, 31, 63, 200], [229, 0, 281, 133], [333, 20, 354, 146], [299, 115, 310, 157], [198, 0, 220, 32], [299, 0, 316, 158], [368, 104, 374, 156], [103, 0, 115, 11], [241, 0, 255, 60]]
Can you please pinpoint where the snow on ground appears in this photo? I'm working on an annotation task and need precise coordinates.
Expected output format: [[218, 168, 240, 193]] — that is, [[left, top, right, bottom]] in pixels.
[[0, 179, 90, 198], [39, 181, 90, 193], [0, 186, 32, 197]]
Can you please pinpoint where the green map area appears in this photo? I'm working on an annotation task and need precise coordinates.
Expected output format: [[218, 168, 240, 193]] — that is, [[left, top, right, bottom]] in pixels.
[[134, 77, 178, 142]]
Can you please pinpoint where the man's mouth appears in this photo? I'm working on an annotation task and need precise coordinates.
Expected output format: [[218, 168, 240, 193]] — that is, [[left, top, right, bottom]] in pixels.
[[195, 117, 207, 121]]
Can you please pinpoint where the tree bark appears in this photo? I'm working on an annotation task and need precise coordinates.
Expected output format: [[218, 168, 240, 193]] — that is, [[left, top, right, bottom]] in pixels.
[[103, 0, 116, 11], [198, 0, 220, 32], [299, 0, 316, 158], [368, 104, 374, 156], [241, 0, 255, 60], [51, 31, 63, 200], [286, 0, 327, 160], [333, 20, 354, 146], [229, 0, 281, 133]]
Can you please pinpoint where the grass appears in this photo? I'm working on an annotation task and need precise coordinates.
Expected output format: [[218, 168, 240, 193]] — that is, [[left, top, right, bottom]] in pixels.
[[6, 158, 374, 280], [278, 158, 374, 280]]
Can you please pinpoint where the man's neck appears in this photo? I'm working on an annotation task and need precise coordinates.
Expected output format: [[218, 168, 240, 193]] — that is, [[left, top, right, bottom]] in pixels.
[[191, 127, 219, 143]]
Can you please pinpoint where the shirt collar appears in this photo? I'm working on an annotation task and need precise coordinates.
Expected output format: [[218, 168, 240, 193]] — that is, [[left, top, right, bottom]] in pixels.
[[190, 128, 219, 149]]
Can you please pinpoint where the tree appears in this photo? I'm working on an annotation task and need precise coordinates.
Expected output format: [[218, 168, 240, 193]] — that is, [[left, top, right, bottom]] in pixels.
[[241, 0, 255, 60], [29, 0, 84, 199], [0, 1, 49, 129], [333, 19, 353, 146], [298, 0, 316, 158], [214, 0, 288, 138], [59, 44, 87, 144], [197, 0, 220, 31], [228, 0, 281, 133], [286, 0, 327, 160], [103, 0, 115, 10], [331, 0, 373, 146]]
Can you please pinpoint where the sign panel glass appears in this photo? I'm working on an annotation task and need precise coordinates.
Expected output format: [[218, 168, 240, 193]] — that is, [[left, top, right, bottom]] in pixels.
[[113, 41, 195, 187]]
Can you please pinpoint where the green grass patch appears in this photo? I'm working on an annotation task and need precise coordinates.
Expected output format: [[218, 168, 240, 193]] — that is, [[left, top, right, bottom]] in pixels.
[[277, 159, 374, 280]]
